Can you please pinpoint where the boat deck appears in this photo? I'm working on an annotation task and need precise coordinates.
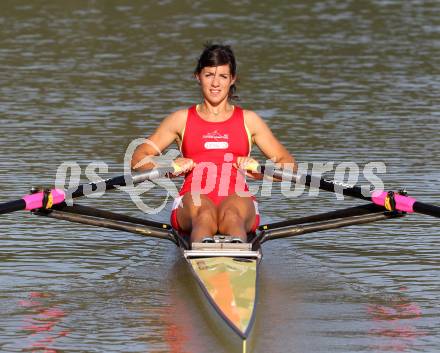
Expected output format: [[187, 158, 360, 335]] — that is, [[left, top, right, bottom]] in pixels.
[[181, 237, 260, 341]]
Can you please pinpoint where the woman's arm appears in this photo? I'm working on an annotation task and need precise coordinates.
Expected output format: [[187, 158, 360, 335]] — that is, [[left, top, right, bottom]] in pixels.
[[244, 110, 297, 168], [131, 110, 187, 171]]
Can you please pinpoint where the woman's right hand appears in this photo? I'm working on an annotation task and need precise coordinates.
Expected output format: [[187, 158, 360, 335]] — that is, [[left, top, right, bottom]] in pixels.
[[171, 158, 196, 176]]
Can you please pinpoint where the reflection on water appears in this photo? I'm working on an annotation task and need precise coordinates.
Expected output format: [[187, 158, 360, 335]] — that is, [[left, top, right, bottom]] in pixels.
[[18, 292, 70, 353], [1, 0, 440, 352], [367, 288, 425, 352]]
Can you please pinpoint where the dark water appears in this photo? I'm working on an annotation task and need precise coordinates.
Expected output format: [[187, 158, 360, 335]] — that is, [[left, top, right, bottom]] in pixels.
[[1, 1, 439, 352]]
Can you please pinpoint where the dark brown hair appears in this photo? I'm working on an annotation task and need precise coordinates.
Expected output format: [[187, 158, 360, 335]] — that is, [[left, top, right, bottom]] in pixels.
[[194, 43, 238, 100]]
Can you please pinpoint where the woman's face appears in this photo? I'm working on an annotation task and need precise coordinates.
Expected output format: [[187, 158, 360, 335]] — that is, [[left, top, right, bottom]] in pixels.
[[196, 64, 236, 105]]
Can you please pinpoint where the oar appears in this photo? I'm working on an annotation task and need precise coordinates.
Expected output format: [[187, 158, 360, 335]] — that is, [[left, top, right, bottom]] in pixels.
[[253, 164, 440, 218], [0, 166, 175, 215]]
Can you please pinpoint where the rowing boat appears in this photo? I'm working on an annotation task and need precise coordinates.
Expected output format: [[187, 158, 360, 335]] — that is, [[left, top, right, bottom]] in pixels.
[[1, 166, 440, 352], [172, 233, 261, 353], [177, 234, 261, 342]]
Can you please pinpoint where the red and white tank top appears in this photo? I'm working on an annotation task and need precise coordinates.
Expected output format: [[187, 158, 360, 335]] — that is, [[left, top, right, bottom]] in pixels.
[[179, 105, 252, 199]]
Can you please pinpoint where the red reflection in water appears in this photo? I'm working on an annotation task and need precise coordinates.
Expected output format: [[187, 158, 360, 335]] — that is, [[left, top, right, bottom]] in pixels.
[[146, 279, 206, 353], [19, 292, 70, 353], [162, 308, 189, 353], [367, 287, 425, 352]]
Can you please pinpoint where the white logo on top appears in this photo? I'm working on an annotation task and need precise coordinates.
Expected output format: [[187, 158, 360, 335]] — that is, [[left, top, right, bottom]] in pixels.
[[202, 130, 229, 140]]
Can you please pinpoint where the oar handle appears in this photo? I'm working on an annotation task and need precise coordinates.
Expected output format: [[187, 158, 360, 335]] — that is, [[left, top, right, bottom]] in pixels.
[[0, 166, 175, 215], [251, 164, 440, 218], [70, 166, 174, 199], [271, 167, 371, 200]]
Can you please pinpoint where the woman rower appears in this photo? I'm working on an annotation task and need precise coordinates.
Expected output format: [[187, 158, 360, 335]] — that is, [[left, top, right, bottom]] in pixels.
[[131, 43, 296, 243]]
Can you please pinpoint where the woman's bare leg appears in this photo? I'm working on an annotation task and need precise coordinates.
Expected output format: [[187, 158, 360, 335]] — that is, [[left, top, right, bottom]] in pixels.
[[217, 194, 256, 241], [176, 193, 218, 242]]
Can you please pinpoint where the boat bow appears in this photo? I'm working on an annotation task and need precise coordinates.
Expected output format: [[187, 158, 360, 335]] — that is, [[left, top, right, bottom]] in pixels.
[[183, 241, 261, 339]]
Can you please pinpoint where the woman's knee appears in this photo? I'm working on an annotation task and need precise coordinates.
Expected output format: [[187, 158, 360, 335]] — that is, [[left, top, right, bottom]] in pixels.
[[193, 207, 217, 222], [177, 195, 217, 231], [218, 207, 244, 231], [190, 207, 217, 233]]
